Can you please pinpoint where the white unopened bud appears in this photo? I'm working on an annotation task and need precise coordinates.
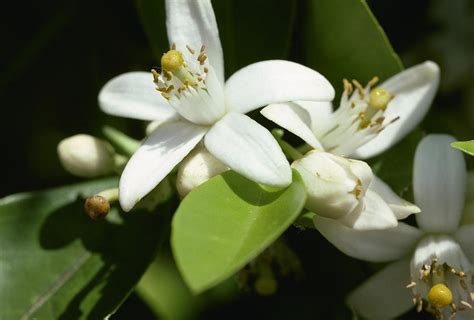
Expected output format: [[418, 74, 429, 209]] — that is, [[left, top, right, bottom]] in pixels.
[[292, 150, 373, 219], [57, 134, 115, 178], [176, 146, 229, 198]]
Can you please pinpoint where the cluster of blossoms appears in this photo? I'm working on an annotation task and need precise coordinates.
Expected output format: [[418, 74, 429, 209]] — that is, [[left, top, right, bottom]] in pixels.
[[57, 0, 472, 318]]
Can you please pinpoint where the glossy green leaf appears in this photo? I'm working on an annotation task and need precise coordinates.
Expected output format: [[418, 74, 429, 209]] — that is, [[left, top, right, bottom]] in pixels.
[[451, 140, 474, 156], [303, 0, 403, 87], [171, 170, 306, 293], [0, 178, 168, 319]]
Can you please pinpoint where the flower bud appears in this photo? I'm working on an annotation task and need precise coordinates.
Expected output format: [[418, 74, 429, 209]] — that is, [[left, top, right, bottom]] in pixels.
[[57, 134, 115, 178], [84, 195, 110, 220], [292, 150, 373, 219], [176, 146, 228, 198]]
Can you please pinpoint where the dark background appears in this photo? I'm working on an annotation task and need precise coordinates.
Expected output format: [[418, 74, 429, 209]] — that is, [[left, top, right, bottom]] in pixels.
[[1, 0, 472, 318]]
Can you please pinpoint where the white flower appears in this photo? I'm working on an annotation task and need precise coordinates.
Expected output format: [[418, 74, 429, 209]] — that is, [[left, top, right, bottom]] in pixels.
[[98, 0, 334, 211], [293, 150, 419, 230], [313, 134, 473, 319], [57, 134, 116, 177], [261, 61, 440, 158]]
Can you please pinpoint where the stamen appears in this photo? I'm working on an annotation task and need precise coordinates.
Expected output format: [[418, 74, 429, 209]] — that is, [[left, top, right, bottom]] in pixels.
[[200, 45, 206, 53], [198, 52, 208, 65], [343, 79, 353, 95], [151, 68, 160, 83], [367, 76, 379, 87], [417, 298, 423, 312], [406, 281, 417, 288], [351, 80, 365, 99], [186, 45, 195, 54], [171, 42, 176, 50], [460, 300, 473, 309]]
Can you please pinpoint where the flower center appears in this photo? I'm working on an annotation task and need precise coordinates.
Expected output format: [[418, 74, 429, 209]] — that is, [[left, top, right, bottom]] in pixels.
[[408, 257, 474, 318], [150, 44, 226, 126], [153, 44, 210, 100], [316, 77, 398, 156]]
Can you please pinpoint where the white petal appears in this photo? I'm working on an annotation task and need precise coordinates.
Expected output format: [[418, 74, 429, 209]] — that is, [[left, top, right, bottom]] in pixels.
[[347, 259, 413, 320], [204, 113, 291, 187], [338, 189, 398, 230], [295, 100, 334, 136], [260, 103, 323, 149], [353, 61, 440, 158], [225, 60, 335, 114], [455, 224, 474, 262], [165, 0, 224, 84], [168, 67, 226, 126], [370, 176, 420, 219], [314, 217, 422, 262], [411, 235, 471, 275], [119, 121, 207, 211], [414, 134, 467, 232], [98, 72, 178, 121]]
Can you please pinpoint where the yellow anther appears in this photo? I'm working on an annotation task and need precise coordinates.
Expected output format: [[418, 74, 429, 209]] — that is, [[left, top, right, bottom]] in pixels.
[[428, 283, 453, 309], [369, 87, 392, 110], [161, 50, 184, 72], [151, 69, 160, 82]]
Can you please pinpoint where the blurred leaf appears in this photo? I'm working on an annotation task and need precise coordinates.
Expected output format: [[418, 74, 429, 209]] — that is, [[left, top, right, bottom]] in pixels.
[[134, 0, 168, 62], [136, 254, 237, 320], [451, 140, 474, 156], [171, 170, 306, 293], [212, 0, 297, 77], [303, 0, 403, 88], [0, 178, 168, 319]]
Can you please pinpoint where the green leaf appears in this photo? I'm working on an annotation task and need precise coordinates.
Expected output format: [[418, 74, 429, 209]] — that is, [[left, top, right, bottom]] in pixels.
[[136, 254, 237, 320], [0, 178, 168, 319], [451, 140, 474, 156], [171, 170, 306, 293], [303, 0, 403, 87], [212, 0, 297, 77]]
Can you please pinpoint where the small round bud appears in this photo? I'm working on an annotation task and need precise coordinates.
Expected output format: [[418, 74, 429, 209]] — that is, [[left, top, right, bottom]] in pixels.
[[176, 147, 228, 198], [369, 87, 392, 110], [254, 276, 277, 296], [428, 283, 453, 309], [84, 195, 110, 220], [292, 151, 373, 219], [161, 50, 184, 72], [57, 134, 115, 178]]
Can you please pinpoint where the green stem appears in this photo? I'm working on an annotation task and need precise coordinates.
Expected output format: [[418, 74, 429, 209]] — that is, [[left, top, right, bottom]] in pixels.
[[279, 140, 304, 161], [97, 188, 119, 203], [102, 126, 140, 157]]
